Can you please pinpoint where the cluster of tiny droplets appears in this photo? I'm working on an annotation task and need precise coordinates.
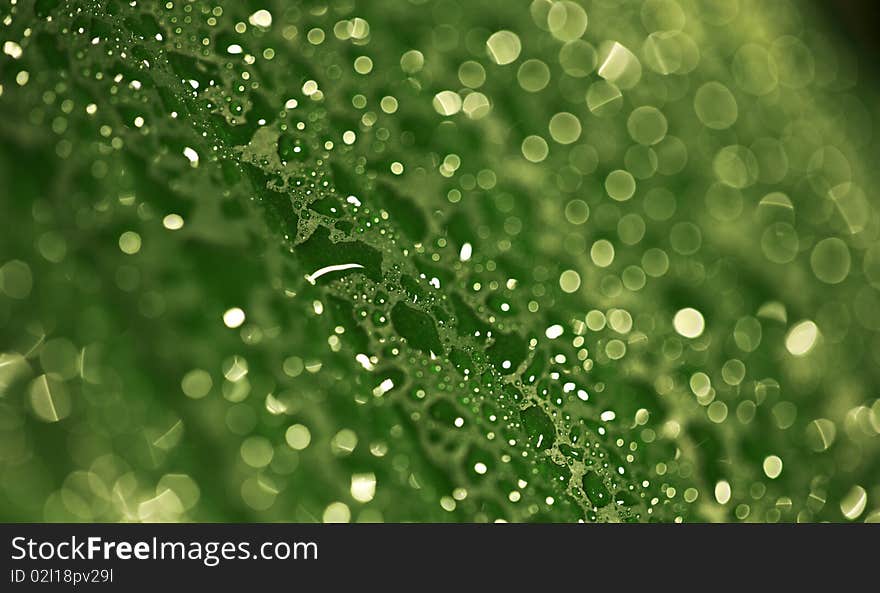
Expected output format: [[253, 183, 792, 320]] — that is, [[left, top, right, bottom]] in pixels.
[[0, 0, 878, 523]]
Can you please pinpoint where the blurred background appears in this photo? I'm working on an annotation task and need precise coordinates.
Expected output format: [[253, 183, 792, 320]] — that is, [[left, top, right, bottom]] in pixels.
[[2, 0, 880, 524]]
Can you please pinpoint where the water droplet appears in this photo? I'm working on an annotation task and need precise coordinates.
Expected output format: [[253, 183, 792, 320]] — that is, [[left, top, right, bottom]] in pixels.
[[673, 308, 705, 338], [762, 455, 783, 479], [285, 424, 311, 451], [810, 238, 851, 284], [223, 307, 246, 329], [840, 485, 866, 520], [694, 82, 738, 129], [785, 320, 819, 356], [627, 106, 668, 146], [714, 480, 731, 505], [432, 90, 462, 116], [486, 30, 522, 65]]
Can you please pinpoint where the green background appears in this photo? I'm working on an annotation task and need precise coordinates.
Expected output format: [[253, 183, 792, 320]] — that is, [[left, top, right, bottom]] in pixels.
[[1, 0, 879, 523]]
